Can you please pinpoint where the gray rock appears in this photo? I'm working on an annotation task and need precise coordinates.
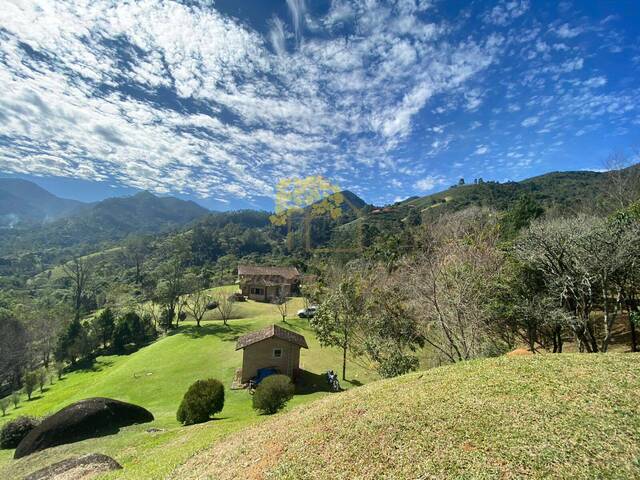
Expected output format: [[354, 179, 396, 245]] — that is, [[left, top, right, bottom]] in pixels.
[[15, 398, 153, 459], [24, 453, 122, 480]]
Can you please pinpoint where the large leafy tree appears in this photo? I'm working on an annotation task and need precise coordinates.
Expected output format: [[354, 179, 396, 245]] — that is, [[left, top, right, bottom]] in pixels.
[[312, 273, 366, 380]]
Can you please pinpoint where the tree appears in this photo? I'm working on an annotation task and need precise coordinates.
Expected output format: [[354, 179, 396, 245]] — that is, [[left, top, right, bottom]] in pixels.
[[55, 319, 85, 365], [273, 293, 288, 322], [312, 273, 366, 380], [405, 207, 422, 227], [0, 310, 29, 390], [122, 235, 150, 284], [363, 273, 424, 377], [515, 216, 601, 353], [94, 308, 116, 349], [37, 368, 47, 394], [404, 208, 504, 362], [55, 361, 65, 380], [11, 391, 20, 409], [153, 239, 188, 330], [214, 291, 236, 326], [0, 397, 8, 416], [500, 194, 544, 240], [23, 371, 38, 400], [62, 257, 91, 322], [184, 276, 212, 328]]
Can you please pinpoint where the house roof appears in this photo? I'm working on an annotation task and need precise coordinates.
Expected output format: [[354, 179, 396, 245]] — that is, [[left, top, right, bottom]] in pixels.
[[235, 324, 308, 350], [237, 265, 300, 279]]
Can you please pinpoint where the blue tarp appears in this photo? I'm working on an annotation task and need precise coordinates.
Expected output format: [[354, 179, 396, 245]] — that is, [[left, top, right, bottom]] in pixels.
[[254, 367, 277, 385]]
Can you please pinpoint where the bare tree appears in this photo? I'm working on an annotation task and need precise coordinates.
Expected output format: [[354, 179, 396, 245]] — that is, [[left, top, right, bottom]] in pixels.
[[602, 150, 640, 210], [62, 257, 91, 322], [273, 293, 289, 322], [403, 208, 504, 363], [185, 286, 212, 328], [214, 291, 236, 326]]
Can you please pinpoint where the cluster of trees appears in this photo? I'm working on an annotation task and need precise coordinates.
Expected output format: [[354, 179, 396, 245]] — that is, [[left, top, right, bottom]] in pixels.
[[311, 194, 640, 378]]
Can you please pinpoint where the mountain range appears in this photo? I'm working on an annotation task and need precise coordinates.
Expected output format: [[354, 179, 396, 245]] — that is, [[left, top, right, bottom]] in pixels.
[[1, 166, 637, 261]]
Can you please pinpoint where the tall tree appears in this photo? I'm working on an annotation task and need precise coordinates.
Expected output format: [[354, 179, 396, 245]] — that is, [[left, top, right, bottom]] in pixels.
[[312, 274, 366, 380], [62, 257, 91, 322]]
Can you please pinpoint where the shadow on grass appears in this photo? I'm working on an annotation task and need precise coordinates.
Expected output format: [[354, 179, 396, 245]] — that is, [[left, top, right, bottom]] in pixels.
[[175, 323, 252, 342], [295, 370, 332, 395], [69, 358, 114, 373]]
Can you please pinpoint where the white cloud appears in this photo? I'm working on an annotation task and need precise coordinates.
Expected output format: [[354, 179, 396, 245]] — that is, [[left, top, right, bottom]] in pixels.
[[484, 0, 530, 26], [521, 116, 540, 127], [415, 174, 446, 192], [474, 145, 489, 155], [553, 23, 585, 39]]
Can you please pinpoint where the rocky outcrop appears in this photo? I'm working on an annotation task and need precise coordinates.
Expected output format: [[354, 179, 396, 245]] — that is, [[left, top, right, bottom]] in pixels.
[[24, 453, 122, 480], [15, 398, 153, 459]]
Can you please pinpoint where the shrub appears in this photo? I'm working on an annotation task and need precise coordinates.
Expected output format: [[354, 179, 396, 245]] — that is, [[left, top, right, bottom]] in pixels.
[[252, 375, 295, 414], [177, 379, 225, 425], [0, 416, 40, 449], [0, 397, 9, 416]]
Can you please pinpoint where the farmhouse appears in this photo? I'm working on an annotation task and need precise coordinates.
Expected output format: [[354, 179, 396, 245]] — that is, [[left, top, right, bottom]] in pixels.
[[236, 324, 308, 383], [237, 265, 300, 302]]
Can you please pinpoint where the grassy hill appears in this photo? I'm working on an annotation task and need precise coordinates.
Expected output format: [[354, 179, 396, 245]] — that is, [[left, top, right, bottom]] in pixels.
[[0, 292, 375, 479], [175, 354, 640, 480]]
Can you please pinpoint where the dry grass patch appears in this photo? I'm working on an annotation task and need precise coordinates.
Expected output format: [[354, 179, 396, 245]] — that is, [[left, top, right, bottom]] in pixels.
[[174, 354, 640, 480]]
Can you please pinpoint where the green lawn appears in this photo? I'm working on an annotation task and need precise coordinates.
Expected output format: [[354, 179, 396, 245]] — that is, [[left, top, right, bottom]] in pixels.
[[0, 292, 376, 479], [175, 353, 640, 480]]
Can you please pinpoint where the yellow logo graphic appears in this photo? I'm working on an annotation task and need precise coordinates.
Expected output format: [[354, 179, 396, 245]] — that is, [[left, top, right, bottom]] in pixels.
[[270, 176, 364, 253]]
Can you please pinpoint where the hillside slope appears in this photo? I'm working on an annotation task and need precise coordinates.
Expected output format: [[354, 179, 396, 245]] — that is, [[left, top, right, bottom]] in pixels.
[[176, 354, 640, 480], [0, 191, 208, 255], [0, 178, 84, 227]]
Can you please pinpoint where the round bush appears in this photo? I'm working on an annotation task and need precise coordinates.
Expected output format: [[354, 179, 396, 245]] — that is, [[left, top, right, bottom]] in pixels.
[[177, 379, 225, 425], [252, 375, 295, 415], [0, 416, 40, 449]]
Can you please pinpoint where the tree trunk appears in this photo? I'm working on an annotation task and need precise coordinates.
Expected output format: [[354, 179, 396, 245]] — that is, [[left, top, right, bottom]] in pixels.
[[628, 305, 638, 352], [342, 344, 347, 381]]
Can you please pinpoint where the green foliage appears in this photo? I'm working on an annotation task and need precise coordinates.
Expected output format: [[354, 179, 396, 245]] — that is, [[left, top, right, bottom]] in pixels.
[[23, 371, 38, 400], [0, 416, 40, 449], [94, 308, 116, 348], [0, 397, 9, 416], [112, 312, 155, 353], [55, 318, 89, 364], [252, 375, 295, 415], [176, 379, 225, 425], [500, 194, 544, 239]]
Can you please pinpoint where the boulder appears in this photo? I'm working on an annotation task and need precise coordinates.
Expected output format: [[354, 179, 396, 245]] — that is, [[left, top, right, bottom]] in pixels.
[[25, 453, 122, 480], [15, 398, 153, 459]]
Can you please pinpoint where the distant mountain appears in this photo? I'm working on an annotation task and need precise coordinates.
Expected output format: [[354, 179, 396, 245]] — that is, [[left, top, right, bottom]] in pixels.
[[396, 166, 640, 221], [0, 178, 84, 227], [0, 190, 209, 255]]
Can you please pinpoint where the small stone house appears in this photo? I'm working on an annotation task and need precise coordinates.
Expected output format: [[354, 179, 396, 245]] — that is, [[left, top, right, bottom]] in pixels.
[[236, 324, 308, 383], [237, 265, 300, 302]]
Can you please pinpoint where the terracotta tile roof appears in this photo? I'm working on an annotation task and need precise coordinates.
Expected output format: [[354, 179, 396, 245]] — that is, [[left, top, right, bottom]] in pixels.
[[235, 324, 308, 350], [237, 265, 300, 280]]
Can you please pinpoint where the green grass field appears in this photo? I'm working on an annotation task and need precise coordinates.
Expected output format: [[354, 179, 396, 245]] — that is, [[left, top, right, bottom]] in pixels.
[[0, 292, 376, 479], [175, 353, 640, 480]]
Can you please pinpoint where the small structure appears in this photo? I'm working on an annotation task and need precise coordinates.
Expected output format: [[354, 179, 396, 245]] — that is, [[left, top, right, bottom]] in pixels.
[[238, 265, 300, 302], [235, 324, 308, 383]]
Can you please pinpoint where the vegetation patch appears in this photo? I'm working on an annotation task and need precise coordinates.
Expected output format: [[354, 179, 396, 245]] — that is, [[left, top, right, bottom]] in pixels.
[[177, 379, 225, 425], [176, 354, 640, 480]]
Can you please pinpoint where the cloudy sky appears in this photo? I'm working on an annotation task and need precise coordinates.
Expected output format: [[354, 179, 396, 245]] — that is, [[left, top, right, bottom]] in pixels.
[[0, 0, 638, 209]]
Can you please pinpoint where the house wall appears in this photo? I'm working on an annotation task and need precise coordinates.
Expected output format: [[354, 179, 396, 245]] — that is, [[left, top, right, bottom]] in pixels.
[[241, 282, 293, 302], [241, 337, 301, 382]]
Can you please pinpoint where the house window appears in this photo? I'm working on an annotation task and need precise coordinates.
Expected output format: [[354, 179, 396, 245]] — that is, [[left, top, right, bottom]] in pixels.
[[250, 287, 264, 295], [273, 348, 282, 359]]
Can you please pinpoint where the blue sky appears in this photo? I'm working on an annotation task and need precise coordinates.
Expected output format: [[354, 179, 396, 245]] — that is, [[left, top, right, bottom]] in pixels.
[[0, 0, 638, 210]]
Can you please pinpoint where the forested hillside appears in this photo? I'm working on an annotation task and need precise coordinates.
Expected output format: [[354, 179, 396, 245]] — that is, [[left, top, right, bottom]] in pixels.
[[0, 179, 84, 227]]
